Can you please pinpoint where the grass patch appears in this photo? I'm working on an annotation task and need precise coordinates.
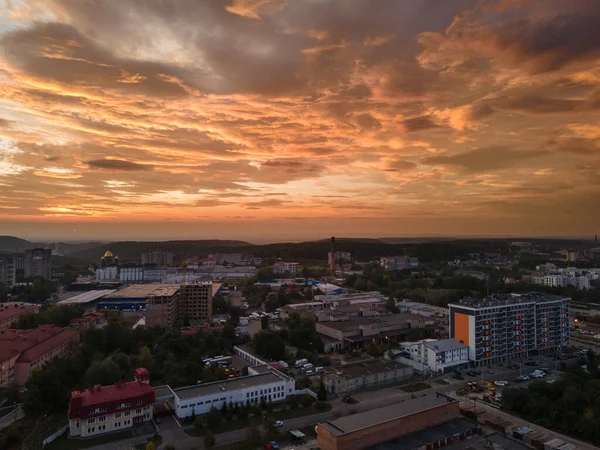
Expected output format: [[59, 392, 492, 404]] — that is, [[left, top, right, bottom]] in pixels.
[[434, 379, 450, 385], [400, 382, 432, 393]]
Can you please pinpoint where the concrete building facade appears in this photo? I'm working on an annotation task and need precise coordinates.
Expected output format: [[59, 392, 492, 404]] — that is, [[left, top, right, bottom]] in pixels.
[[322, 360, 413, 393], [0, 325, 79, 387], [142, 251, 174, 266], [0, 254, 17, 288], [145, 285, 181, 327], [24, 248, 52, 280], [449, 293, 570, 365], [273, 262, 299, 275], [179, 282, 212, 327], [380, 256, 419, 271], [169, 370, 296, 419], [68, 368, 154, 438]]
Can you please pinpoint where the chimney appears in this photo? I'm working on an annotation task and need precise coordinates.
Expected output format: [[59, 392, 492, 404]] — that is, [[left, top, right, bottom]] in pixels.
[[330, 236, 336, 274]]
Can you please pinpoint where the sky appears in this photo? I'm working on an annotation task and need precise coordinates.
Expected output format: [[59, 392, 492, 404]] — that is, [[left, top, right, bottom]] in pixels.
[[0, 0, 599, 243]]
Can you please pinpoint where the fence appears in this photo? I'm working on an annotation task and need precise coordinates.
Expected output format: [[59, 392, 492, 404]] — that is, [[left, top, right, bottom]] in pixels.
[[42, 425, 68, 447]]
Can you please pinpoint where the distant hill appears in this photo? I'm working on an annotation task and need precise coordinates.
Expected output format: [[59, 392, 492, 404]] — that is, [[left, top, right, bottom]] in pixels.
[[0, 236, 34, 253], [0, 236, 104, 255], [379, 237, 457, 244], [69, 240, 254, 264]]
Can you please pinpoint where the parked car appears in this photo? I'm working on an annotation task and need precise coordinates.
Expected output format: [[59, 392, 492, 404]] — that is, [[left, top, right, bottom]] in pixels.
[[494, 380, 509, 386], [274, 421, 284, 428], [466, 371, 477, 377], [519, 375, 530, 381], [509, 364, 519, 370], [265, 441, 280, 450]]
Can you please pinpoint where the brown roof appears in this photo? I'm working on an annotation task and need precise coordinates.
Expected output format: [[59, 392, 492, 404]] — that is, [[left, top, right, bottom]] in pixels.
[[0, 325, 78, 364], [18, 328, 79, 362], [0, 303, 38, 322]]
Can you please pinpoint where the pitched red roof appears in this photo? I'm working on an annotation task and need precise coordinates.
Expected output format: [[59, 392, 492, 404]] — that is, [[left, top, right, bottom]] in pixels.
[[0, 325, 78, 364], [17, 328, 79, 363], [0, 303, 38, 322], [68, 373, 155, 419]]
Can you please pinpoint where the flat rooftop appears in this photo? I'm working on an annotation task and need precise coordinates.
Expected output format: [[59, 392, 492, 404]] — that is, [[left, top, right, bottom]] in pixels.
[[173, 372, 283, 400], [369, 419, 476, 450], [328, 360, 410, 379], [57, 290, 116, 305], [321, 394, 457, 436], [450, 292, 569, 309], [153, 385, 175, 399], [106, 284, 180, 298]]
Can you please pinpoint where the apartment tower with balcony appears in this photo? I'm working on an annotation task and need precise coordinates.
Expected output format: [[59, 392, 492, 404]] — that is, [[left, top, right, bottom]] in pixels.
[[449, 293, 569, 365]]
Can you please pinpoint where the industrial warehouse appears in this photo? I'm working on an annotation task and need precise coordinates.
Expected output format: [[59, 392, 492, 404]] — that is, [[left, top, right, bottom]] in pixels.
[[317, 393, 477, 450]]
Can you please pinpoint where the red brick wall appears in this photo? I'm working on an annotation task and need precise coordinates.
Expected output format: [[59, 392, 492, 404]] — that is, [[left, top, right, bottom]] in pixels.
[[318, 401, 460, 450]]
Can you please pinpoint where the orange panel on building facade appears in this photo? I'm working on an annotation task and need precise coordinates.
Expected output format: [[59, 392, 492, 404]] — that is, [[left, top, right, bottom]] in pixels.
[[453, 312, 470, 346]]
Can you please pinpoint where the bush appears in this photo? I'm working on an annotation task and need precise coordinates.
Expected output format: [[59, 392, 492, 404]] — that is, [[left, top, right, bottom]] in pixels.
[[300, 394, 314, 408], [316, 401, 328, 411]]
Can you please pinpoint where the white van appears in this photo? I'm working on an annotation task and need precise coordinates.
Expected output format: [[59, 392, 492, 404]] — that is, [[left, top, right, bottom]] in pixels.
[[295, 358, 308, 368], [315, 366, 324, 374], [303, 363, 314, 371], [305, 370, 315, 376]]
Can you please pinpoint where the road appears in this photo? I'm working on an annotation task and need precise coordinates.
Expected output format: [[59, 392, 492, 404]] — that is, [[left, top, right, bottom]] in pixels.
[[158, 411, 332, 450]]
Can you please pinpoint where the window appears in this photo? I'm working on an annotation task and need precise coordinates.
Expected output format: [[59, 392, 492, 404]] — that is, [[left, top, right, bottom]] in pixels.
[[136, 409, 142, 414], [117, 402, 132, 409], [115, 413, 121, 419], [87, 418, 95, 424], [124, 411, 131, 416], [136, 400, 143, 405], [98, 416, 106, 422]]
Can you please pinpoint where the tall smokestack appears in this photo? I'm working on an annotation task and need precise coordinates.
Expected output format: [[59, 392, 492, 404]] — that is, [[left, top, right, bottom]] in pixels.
[[330, 236, 336, 274]]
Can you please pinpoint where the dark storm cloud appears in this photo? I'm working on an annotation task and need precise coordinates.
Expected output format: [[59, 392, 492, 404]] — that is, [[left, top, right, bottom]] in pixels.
[[493, 7, 600, 74], [85, 159, 153, 171], [423, 146, 548, 173], [1, 22, 195, 97], [355, 114, 381, 130], [401, 116, 440, 133], [468, 103, 495, 121]]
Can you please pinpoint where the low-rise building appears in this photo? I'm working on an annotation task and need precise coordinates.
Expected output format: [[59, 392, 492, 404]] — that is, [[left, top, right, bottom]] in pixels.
[[273, 262, 299, 275], [393, 339, 470, 374], [316, 314, 433, 349], [317, 393, 461, 450], [169, 369, 295, 418], [322, 359, 413, 393], [70, 312, 107, 329], [0, 325, 79, 387], [380, 256, 419, 271], [68, 368, 154, 438], [0, 302, 39, 328], [0, 254, 17, 288]]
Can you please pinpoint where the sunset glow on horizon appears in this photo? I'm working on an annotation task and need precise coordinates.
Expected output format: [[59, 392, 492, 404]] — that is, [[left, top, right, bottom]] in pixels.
[[1, 0, 599, 242]]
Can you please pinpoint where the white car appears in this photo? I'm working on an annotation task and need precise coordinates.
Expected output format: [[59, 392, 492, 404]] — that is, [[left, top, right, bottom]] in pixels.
[[494, 380, 508, 386], [275, 420, 284, 428]]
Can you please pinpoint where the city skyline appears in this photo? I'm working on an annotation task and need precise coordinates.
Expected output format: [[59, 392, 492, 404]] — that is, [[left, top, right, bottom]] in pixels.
[[1, 0, 600, 241]]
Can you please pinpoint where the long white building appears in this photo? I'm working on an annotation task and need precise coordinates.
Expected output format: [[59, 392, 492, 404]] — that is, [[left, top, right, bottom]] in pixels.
[[164, 369, 296, 419]]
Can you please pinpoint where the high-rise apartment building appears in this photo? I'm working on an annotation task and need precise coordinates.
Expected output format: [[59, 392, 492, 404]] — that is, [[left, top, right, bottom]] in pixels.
[[449, 293, 569, 365], [144, 286, 181, 328], [0, 254, 16, 288], [179, 282, 212, 328], [24, 248, 52, 280], [141, 251, 174, 266]]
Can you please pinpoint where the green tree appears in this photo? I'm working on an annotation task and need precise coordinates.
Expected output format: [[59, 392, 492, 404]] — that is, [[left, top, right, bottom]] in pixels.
[[194, 416, 204, 433], [318, 382, 328, 401], [145, 442, 156, 450], [252, 330, 285, 360], [205, 406, 222, 431], [204, 430, 216, 449], [261, 315, 269, 330], [82, 358, 121, 387], [301, 394, 314, 407]]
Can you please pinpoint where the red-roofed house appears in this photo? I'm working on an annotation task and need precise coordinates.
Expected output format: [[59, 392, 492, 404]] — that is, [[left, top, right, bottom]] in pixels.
[[0, 325, 79, 387], [0, 302, 39, 328], [68, 368, 155, 438], [71, 312, 107, 329]]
